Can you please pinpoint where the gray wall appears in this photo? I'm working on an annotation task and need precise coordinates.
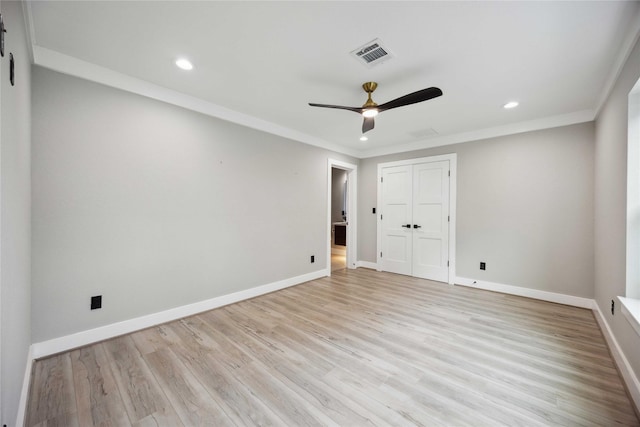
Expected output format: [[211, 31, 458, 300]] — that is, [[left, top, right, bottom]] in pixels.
[[31, 67, 355, 343], [1, 1, 31, 425], [594, 36, 640, 381], [331, 168, 347, 223], [358, 122, 594, 298]]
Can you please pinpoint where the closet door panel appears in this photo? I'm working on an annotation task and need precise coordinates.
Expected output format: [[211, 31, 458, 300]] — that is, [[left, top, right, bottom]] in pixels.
[[412, 161, 449, 282], [380, 165, 413, 275]]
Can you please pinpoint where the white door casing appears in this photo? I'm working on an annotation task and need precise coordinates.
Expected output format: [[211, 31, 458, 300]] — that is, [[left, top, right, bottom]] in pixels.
[[377, 154, 456, 284]]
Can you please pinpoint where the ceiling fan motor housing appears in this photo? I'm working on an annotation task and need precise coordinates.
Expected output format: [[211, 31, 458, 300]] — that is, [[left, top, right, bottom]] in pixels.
[[362, 82, 378, 108]]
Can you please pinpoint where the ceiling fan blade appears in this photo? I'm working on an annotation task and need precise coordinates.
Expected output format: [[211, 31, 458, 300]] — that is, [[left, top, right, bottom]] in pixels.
[[362, 116, 375, 133], [308, 103, 363, 113], [378, 87, 443, 112]]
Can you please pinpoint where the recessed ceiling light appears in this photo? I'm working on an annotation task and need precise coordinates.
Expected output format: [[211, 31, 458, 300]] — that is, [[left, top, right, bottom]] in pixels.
[[360, 135, 368, 141], [175, 58, 193, 71], [503, 101, 519, 109]]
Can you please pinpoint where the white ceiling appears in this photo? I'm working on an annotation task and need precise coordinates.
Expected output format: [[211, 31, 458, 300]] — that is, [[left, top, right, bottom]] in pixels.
[[27, 1, 640, 158]]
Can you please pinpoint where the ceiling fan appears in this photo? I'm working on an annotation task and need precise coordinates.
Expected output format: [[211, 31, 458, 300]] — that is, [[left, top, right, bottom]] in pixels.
[[309, 82, 443, 134]]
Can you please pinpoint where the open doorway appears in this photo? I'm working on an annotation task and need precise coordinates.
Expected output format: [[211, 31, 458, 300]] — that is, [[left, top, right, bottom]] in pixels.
[[327, 159, 357, 274], [331, 167, 348, 271]]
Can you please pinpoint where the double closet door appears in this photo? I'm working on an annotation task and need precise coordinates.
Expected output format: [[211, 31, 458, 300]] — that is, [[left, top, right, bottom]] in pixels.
[[378, 159, 451, 282]]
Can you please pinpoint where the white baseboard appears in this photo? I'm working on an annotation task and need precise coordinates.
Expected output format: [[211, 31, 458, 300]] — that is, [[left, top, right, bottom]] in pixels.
[[455, 276, 594, 309], [593, 302, 640, 413], [15, 345, 33, 427], [31, 268, 329, 359], [357, 261, 378, 270]]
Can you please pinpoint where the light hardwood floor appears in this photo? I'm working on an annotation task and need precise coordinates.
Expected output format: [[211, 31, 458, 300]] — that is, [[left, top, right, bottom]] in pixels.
[[331, 254, 346, 272], [26, 268, 640, 426]]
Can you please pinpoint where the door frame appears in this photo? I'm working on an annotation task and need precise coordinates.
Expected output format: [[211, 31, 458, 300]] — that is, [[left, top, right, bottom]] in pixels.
[[376, 153, 457, 284], [327, 159, 358, 274]]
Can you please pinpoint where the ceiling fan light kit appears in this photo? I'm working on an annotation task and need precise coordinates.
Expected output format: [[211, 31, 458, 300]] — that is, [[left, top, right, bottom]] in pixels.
[[361, 82, 379, 118], [309, 81, 442, 134]]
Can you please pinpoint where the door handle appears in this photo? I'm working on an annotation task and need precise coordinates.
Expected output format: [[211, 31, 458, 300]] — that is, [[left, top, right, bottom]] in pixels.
[[401, 224, 411, 228], [413, 224, 422, 229]]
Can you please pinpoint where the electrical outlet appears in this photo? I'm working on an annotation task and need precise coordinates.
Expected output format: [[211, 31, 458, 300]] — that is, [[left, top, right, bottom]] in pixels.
[[611, 299, 615, 315], [372, 207, 376, 214], [310, 255, 315, 263], [91, 295, 102, 310], [480, 262, 486, 270]]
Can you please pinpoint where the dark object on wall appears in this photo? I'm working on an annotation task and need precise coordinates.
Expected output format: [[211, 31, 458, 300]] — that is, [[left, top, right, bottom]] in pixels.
[[9, 52, 14, 86], [91, 295, 102, 310], [335, 224, 346, 246], [0, 13, 5, 57]]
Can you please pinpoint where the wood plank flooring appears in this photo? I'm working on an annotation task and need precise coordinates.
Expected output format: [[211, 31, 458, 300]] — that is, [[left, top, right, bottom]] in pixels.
[[331, 254, 346, 272], [26, 268, 640, 426]]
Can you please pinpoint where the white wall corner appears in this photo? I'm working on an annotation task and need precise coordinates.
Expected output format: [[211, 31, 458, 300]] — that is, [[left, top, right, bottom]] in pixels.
[[595, 7, 640, 117], [31, 269, 329, 359], [455, 277, 595, 309], [15, 345, 34, 427], [21, 0, 36, 62], [592, 302, 640, 413]]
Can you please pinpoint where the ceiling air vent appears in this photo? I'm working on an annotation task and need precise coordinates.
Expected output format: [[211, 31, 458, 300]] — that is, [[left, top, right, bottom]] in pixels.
[[350, 38, 393, 68], [410, 128, 439, 139]]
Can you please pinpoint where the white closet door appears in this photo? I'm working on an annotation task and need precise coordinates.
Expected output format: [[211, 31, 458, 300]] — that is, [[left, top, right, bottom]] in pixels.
[[380, 165, 413, 275], [412, 161, 450, 281], [379, 159, 451, 283]]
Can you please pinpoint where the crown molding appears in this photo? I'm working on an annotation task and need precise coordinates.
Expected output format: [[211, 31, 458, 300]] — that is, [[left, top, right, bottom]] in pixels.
[[32, 44, 600, 161], [32, 45, 361, 159], [358, 109, 595, 159]]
